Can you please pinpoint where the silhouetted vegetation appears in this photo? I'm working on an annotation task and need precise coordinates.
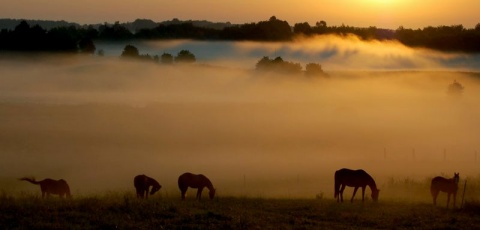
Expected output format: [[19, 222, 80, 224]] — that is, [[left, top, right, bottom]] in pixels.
[[305, 63, 328, 77], [1, 18, 480, 53], [120, 45, 196, 64], [220, 16, 292, 41], [174, 50, 196, 63], [0, 20, 96, 53], [447, 80, 464, 95], [160, 53, 174, 64], [121, 44, 140, 58], [256, 56, 327, 77], [98, 22, 133, 40]]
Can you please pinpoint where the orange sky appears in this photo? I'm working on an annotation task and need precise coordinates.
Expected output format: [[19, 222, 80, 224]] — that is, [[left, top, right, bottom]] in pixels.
[[1, 0, 479, 29]]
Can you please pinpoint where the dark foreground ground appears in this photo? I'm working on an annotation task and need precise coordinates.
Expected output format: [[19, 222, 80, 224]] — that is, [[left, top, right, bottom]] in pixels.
[[1, 194, 480, 230]]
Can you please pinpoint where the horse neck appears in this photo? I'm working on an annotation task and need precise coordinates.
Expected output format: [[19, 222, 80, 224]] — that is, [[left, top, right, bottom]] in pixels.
[[205, 180, 214, 191], [149, 178, 160, 187], [366, 177, 377, 191]]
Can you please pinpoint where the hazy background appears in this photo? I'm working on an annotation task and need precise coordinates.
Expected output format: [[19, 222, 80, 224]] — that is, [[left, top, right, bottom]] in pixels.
[[1, 0, 479, 29], [1, 36, 479, 202]]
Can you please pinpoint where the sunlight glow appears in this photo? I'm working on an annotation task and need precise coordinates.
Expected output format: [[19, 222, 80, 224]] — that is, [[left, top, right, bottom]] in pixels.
[[363, 0, 401, 8]]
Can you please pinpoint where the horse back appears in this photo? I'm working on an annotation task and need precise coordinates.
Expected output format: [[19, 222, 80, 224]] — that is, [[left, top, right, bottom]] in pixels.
[[178, 173, 212, 189], [335, 168, 373, 187], [40, 178, 70, 196], [134, 174, 158, 189], [431, 176, 458, 193]]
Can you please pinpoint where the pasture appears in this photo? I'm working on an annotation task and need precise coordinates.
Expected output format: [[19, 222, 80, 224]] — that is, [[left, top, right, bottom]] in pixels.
[[1, 193, 480, 229]]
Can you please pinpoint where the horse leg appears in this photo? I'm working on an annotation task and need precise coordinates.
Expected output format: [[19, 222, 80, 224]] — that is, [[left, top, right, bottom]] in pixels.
[[197, 187, 204, 200], [351, 187, 359, 203], [453, 192, 457, 209], [361, 186, 365, 202], [446, 193, 451, 208], [180, 187, 187, 201], [339, 184, 346, 202], [432, 190, 438, 206]]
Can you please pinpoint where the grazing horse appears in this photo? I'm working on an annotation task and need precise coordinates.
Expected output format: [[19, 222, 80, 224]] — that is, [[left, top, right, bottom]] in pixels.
[[133, 174, 162, 199], [19, 177, 71, 198], [178, 172, 215, 200], [334, 168, 380, 203], [431, 173, 460, 208]]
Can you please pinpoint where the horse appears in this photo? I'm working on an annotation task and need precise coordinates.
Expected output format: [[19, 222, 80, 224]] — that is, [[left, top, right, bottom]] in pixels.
[[178, 172, 215, 200], [133, 174, 162, 199], [19, 177, 71, 198], [430, 172, 459, 208], [334, 168, 380, 203]]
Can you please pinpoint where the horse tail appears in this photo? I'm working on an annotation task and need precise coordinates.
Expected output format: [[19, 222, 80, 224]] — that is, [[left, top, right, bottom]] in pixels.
[[19, 177, 40, 185]]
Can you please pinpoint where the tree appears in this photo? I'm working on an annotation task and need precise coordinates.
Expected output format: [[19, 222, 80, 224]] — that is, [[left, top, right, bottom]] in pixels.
[[78, 37, 96, 54], [175, 50, 196, 63], [161, 52, 174, 64], [447, 80, 464, 95], [305, 63, 327, 77], [255, 56, 272, 70], [294, 22, 312, 35], [255, 56, 302, 74], [121, 44, 139, 58]]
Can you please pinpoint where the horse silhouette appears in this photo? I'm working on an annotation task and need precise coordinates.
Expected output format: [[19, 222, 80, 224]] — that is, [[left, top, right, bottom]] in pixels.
[[431, 172, 459, 208], [19, 177, 71, 198], [178, 172, 215, 200], [334, 168, 380, 202], [133, 174, 162, 199]]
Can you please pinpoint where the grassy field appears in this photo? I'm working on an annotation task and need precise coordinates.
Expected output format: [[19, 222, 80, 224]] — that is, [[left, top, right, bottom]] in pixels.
[[1, 193, 480, 230]]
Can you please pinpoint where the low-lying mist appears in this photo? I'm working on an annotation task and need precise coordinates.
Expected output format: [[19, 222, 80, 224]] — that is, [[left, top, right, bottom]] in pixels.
[[1, 36, 480, 202], [98, 34, 480, 71]]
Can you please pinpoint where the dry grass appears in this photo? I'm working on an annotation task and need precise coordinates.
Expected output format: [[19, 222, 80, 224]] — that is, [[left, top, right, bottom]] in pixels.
[[1, 193, 479, 229]]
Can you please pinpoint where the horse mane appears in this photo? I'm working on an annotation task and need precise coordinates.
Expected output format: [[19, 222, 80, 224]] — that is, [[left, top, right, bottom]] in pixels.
[[366, 175, 378, 190], [199, 174, 214, 190], [151, 178, 161, 189]]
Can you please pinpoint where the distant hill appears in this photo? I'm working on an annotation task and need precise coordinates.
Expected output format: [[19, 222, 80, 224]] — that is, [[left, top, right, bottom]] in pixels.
[[160, 18, 233, 30], [122, 19, 159, 32], [0, 19, 81, 30], [0, 18, 234, 32]]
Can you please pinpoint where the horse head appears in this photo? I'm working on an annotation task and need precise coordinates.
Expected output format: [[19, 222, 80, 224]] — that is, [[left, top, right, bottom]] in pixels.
[[454, 173, 460, 184], [371, 188, 380, 201], [150, 184, 162, 195], [209, 188, 216, 200]]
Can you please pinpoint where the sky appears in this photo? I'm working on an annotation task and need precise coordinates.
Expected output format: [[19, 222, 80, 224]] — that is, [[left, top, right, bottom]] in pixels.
[[1, 0, 479, 29]]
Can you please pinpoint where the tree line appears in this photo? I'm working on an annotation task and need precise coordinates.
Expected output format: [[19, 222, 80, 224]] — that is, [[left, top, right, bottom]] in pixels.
[[1, 17, 480, 53], [119, 43, 327, 77], [120, 44, 196, 64]]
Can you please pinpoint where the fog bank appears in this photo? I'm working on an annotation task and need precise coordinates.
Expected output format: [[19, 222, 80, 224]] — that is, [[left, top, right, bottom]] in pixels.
[[1, 46, 479, 201]]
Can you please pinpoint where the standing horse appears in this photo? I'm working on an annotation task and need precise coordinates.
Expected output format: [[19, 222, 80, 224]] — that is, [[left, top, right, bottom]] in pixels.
[[334, 168, 380, 203], [431, 173, 459, 208], [178, 172, 215, 200], [19, 177, 71, 198], [133, 174, 162, 199]]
